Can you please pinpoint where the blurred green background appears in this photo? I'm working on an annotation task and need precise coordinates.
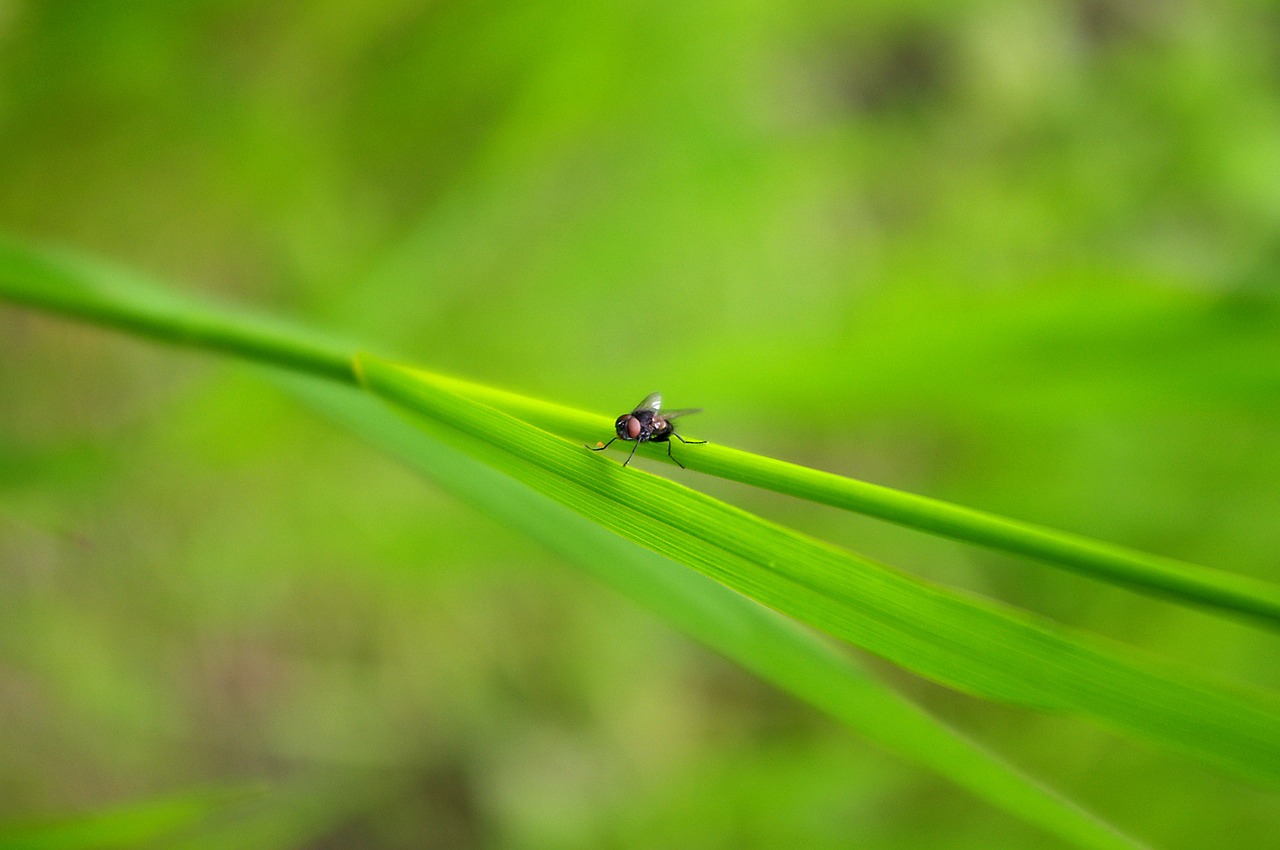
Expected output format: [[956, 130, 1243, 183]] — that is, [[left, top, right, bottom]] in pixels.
[[2, 2, 1280, 847]]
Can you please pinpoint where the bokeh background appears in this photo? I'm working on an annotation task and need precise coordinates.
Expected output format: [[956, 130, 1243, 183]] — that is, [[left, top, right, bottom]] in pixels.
[[3, 2, 1280, 847]]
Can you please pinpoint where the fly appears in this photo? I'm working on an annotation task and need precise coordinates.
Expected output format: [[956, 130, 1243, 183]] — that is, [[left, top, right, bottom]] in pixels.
[[586, 392, 707, 468]]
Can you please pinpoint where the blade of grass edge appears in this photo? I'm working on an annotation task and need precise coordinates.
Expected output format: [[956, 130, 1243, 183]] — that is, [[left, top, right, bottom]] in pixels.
[[1, 236, 1276, 629], [280, 372, 1149, 850], [355, 354, 1280, 788]]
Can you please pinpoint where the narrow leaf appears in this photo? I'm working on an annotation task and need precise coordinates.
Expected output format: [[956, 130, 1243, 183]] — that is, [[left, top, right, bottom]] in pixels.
[[422, 374, 1280, 629], [285, 373, 1149, 850], [355, 354, 1280, 788]]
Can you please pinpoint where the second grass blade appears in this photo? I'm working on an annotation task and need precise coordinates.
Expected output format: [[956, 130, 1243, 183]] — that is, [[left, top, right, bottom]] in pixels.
[[286, 373, 1146, 850], [356, 353, 1280, 788]]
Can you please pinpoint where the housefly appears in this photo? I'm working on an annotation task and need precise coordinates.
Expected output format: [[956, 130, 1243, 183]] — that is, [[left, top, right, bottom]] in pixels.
[[586, 392, 707, 468]]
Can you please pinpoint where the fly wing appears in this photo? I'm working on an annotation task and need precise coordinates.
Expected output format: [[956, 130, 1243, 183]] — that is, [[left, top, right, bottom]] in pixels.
[[660, 407, 702, 420], [634, 391, 663, 412]]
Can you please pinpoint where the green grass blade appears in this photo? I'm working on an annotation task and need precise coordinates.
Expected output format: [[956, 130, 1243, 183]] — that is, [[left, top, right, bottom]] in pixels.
[[284, 373, 1149, 850], [421, 375, 1280, 630], [2, 235, 1277, 628], [355, 354, 1280, 788]]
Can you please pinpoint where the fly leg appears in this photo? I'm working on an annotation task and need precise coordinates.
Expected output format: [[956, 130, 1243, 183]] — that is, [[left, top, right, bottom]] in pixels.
[[666, 441, 686, 469], [668, 433, 706, 469]]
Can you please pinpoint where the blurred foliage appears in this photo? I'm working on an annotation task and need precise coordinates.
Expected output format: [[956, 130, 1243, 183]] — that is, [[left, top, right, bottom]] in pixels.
[[2, 1, 1279, 848]]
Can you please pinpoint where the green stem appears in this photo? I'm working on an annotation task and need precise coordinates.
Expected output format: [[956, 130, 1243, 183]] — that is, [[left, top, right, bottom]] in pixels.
[[0, 239, 355, 383]]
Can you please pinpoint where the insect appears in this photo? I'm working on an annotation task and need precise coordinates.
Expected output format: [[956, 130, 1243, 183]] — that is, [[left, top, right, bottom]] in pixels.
[[586, 392, 707, 468]]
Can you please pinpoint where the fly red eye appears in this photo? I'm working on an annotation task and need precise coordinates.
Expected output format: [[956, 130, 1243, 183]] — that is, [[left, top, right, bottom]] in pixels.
[[592, 394, 706, 469]]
